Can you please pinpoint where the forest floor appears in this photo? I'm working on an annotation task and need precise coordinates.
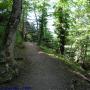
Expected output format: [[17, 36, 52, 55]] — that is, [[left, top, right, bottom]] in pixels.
[[0, 42, 90, 90]]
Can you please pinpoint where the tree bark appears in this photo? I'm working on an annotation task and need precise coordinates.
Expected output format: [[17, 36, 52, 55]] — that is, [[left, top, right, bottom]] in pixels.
[[3, 0, 22, 71]]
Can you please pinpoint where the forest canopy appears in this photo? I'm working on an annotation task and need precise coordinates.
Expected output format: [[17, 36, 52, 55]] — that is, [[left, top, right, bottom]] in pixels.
[[0, 0, 90, 85]]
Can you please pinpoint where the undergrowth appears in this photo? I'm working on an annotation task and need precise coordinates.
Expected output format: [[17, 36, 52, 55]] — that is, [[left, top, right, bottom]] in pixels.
[[40, 45, 85, 74]]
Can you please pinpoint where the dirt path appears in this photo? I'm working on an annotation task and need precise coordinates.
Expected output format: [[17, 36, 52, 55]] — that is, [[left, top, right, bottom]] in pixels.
[[0, 42, 90, 90]]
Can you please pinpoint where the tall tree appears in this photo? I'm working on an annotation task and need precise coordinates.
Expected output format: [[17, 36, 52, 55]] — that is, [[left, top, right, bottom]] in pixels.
[[20, 0, 30, 40], [3, 0, 22, 74], [54, 0, 69, 55], [38, 0, 48, 45], [66, 0, 90, 62]]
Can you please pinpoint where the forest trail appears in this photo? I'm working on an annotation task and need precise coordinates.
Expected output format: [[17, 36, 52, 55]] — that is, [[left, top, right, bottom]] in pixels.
[[0, 42, 90, 90]]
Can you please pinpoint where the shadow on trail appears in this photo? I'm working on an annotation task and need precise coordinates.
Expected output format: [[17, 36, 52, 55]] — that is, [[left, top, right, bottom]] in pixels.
[[0, 42, 90, 90]]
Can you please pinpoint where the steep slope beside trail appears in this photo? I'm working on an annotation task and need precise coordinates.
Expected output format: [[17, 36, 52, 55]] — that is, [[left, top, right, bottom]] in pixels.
[[0, 42, 90, 90]]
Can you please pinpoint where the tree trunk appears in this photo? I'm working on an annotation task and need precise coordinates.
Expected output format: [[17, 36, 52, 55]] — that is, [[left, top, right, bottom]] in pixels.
[[60, 38, 65, 55], [59, 29, 65, 55], [33, 1, 39, 31], [3, 0, 22, 72], [21, 8, 25, 41]]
